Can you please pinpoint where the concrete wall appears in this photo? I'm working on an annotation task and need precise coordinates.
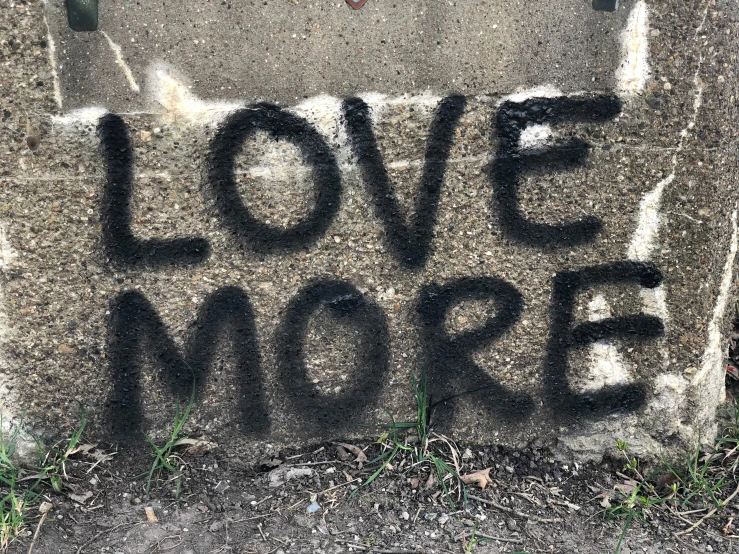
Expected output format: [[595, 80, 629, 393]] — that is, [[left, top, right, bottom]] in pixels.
[[0, 0, 737, 461]]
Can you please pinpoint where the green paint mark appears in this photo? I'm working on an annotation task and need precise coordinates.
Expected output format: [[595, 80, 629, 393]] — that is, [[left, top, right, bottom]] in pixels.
[[66, 0, 98, 32]]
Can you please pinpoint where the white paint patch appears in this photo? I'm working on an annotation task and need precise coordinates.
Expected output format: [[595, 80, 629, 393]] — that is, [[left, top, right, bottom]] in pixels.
[[639, 286, 669, 321], [644, 372, 690, 439], [693, 210, 739, 387], [51, 107, 108, 127], [290, 95, 343, 140], [579, 295, 632, 392], [519, 124, 554, 150], [148, 65, 240, 126], [498, 85, 564, 105], [616, 1, 650, 95], [359, 92, 443, 125], [360, 92, 443, 109], [0, 225, 18, 272], [288, 95, 352, 165], [0, 221, 34, 460], [627, 174, 674, 261], [625, 4, 710, 376], [626, 6, 709, 258], [101, 32, 140, 93], [41, 1, 62, 109], [652, 374, 688, 408]]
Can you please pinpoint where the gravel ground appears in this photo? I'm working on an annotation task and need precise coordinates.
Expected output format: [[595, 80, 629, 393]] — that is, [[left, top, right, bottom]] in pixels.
[[8, 436, 739, 554]]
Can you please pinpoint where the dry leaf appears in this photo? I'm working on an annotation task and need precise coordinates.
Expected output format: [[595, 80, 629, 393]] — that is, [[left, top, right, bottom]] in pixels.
[[614, 478, 638, 495], [68, 491, 93, 504], [67, 443, 97, 456], [68, 443, 116, 469], [335, 443, 367, 467], [460, 468, 492, 489], [145, 506, 158, 523], [654, 472, 680, 490], [600, 496, 612, 509], [175, 437, 216, 456], [88, 449, 116, 464], [335, 444, 351, 461], [424, 471, 437, 490]]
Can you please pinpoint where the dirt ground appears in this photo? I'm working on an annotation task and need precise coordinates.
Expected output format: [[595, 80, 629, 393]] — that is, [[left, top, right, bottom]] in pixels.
[[8, 434, 739, 554]]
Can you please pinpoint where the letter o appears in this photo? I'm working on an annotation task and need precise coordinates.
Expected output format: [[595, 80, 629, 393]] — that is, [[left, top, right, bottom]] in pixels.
[[208, 104, 342, 252]]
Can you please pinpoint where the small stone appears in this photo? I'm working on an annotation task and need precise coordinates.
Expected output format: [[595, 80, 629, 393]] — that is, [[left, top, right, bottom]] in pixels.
[[209, 520, 225, 532], [145, 506, 158, 523], [57, 344, 75, 355], [506, 517, 518, 531], [268, 467, 313, 488], [139, 130, 152, 142], [214, 481, 230, 494], [133, 497, 141, 505], [401, 511, 409, 520], [26, 135, 40, 151], [663, 82, 672, 91], [438, 513, 449, 525]]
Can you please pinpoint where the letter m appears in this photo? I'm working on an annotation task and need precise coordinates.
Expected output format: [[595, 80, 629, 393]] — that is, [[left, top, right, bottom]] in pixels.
[[106, 287, 267, 441]]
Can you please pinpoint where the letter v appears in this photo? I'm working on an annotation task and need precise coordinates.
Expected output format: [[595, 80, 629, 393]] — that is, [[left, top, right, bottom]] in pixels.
[[342, 95, 466, 268]]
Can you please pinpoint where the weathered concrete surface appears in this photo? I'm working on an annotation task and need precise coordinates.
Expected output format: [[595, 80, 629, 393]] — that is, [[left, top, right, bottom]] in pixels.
[[0, 0, 737, 462], [45, 0, 630, 110]]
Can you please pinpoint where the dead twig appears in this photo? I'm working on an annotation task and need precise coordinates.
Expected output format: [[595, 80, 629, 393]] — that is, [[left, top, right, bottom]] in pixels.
[[315, 478, 361, 496], [333, 539, 421, 553], [667, 505, 699, 528], [675, 481, 739, 536], [75, 522, 141, 554], [467, 494, 563, 524], [512, 491, 543, 507], [671, 532, 704, 553], [458, 531, 523, 544], [27, 503, 52, 554], [146, 535, 182, 553]]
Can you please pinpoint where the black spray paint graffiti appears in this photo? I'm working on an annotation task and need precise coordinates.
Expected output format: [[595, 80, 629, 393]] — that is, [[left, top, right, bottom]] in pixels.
[[106, 263, 663, 439], [208, 104, 343, 253], [342, 95, 466, 268], [98, 93, 621, 267], [98, 93, 663, 440], [276, 281, 390, 433], [545, 262, 664, 419], [99, 113, 210, 266], [417, 277, 534, 427], [492, 94, 622, 248], [107, 287, 267, 439]]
